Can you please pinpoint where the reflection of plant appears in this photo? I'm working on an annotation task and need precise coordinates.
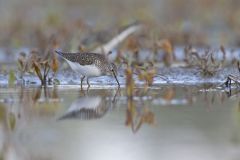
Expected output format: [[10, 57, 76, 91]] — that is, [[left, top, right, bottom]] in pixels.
[[125, 97, 155, 133], [125, 66, 135, 97], [31, 87, 59, 104], [0, 102, 18, 132], [124, 64, 156, 133], [19, 87, 60, 116], [126, 80, 154, 133]]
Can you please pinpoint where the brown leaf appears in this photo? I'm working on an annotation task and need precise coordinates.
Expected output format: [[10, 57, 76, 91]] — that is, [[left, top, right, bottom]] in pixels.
[[18, 52, 27, 71], [51, 53, 59, 73], [156, 39, 173, 54], [33, 62, 43, 81], [220, 45, 226, 57], [40, 60, 49, 66]]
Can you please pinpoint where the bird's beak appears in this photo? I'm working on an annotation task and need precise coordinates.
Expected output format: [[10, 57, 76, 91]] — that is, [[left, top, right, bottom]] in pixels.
[[112, 70, 120, 87]]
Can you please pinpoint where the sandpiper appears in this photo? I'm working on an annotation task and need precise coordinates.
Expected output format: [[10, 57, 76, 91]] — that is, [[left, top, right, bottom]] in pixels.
[[55, 50, 120, 88]]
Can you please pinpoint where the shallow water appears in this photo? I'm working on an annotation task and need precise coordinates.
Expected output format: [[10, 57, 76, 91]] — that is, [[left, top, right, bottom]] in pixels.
[[0, 85, 239, 160]]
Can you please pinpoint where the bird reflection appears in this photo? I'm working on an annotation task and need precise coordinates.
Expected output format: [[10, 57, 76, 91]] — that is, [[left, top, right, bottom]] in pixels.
[[225, 88, 240, 98], [59, 89, 119, 120], [59, 97, 109, 120]]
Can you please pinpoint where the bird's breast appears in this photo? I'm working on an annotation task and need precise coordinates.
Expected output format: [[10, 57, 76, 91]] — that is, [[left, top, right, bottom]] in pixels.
[[66, 59, 101, 77], [80, 64, 102, 77]]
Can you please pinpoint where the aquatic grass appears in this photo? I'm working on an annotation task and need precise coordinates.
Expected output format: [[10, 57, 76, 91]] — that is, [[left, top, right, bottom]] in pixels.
[[17, 33, 61, 86], [154, 39, 174, 66], [184, 46, 225, 76], [136, 63, 157, 88], [32, 60, 51, 86], [122, 54, 156, 92], [18, 52, 27, 79], [17, 49, 60, 86]]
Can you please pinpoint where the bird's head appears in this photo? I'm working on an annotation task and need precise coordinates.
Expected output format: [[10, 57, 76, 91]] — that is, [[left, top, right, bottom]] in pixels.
[[108, 63, 118, 75]]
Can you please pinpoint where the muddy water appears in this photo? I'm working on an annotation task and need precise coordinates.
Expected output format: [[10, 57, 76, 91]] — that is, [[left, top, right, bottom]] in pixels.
[[0, 85, 239, 160]]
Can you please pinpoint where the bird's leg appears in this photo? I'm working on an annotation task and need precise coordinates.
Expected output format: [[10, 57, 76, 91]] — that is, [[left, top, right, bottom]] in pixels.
[[80, 76, 85, 90]]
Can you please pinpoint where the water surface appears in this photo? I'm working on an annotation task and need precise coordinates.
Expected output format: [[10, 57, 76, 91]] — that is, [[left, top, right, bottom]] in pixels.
[[0, 85, 239, 160]]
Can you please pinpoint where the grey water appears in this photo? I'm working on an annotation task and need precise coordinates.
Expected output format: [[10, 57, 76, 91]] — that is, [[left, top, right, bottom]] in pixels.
[[0, 85, 239, 160]]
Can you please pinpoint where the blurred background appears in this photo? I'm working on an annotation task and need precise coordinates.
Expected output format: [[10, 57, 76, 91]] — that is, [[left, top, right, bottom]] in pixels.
[[0, 0, 240, 49]]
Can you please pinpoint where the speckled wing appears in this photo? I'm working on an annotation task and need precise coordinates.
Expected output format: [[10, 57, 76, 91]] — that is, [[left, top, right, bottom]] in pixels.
[[55, 50, 107, 66]]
